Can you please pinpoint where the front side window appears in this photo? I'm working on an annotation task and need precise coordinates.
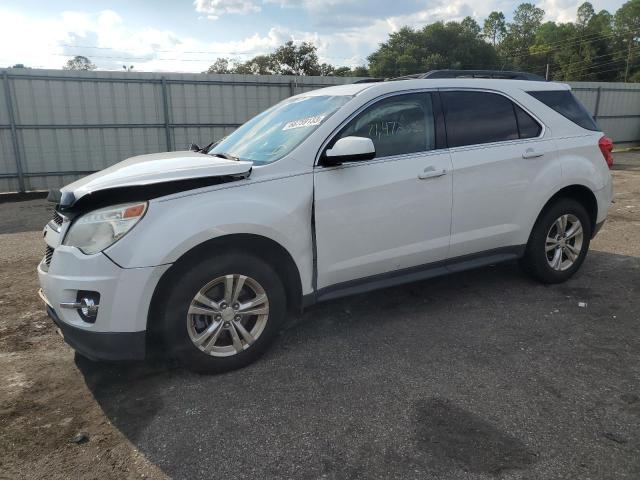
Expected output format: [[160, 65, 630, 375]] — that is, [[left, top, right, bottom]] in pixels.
[[208, 95, 352, 165], [333, 92, 436, 158]]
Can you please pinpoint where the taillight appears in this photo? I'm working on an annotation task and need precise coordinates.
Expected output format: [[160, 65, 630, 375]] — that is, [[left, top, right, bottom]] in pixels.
[[599, 136, 614, 169]]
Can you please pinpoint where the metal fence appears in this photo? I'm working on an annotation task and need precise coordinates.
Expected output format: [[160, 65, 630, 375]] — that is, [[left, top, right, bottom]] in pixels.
[[0, 69, 358, 193], [0, 69, 638, 193], [571, 82, 640, 147]]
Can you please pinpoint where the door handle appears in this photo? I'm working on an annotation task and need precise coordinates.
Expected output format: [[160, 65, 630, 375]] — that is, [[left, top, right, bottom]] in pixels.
[[522, 148, 544, 159], [418, 167, 447, 180]]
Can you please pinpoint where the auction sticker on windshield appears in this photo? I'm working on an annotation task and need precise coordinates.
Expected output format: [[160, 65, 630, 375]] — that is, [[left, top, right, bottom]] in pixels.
[[283, 115, 325, 130]]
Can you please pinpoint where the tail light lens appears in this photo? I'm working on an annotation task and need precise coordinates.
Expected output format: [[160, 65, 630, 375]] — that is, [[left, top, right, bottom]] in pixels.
[[599, 136, 614, 169]]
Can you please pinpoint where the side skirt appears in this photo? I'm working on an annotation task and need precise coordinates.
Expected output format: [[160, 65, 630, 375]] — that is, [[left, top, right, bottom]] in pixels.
[[303, 245, 525, 307]]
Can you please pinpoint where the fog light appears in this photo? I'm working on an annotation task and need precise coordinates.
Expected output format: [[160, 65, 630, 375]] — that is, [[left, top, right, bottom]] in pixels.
[[59, 291, 100, 323]]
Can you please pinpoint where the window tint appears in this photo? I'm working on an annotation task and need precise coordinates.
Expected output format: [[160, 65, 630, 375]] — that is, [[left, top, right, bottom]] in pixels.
[[335, 92, 435, 158], [527, 90, 598, 131], [515, 105, 542, 138], [442, 91, 520, 147]]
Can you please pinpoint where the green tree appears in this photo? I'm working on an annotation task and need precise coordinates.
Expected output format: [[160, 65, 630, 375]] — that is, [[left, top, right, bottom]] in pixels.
[[530, 2, 617, 81], [483, 11, 507, 46], [350, 66, 370, 76], [500, 3, 545, 70], [461, 16, 482, 37], [271, 41, 322, 75], [577, 2, 595, 27], [614, 0, 640, 81], [214, 41, 327, 76], [367, 21, 497, 77], [63, 55, 96, 71], [206, 58, 232, 74], [233, 55, 276, 75]]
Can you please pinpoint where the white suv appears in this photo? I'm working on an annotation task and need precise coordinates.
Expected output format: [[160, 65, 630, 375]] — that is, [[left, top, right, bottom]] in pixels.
[[38, 77, 613, 373]]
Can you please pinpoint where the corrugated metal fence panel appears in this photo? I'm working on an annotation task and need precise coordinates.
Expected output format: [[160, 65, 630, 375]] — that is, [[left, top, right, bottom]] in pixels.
[[570, 87, 597, 111], [569, 81, 640, 144], [0, 69, 356, 192], [0, 75, 10, 125], [0, 70, 636, 193], [0, 73, 19, 192]]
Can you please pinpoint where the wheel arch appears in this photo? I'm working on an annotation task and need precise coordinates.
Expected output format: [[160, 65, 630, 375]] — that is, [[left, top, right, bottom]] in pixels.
[[531, 184, 598, 239], [146, 233, 303, 345]]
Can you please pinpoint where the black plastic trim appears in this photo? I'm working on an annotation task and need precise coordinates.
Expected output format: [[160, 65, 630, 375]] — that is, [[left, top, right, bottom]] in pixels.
[[593, 220, 606, 238], [46, 305, 146, 361], [307, 245, 525, 305], [322, 151, 375, 166], [432, 91, 447, 150], [49, 172, 249, 213]]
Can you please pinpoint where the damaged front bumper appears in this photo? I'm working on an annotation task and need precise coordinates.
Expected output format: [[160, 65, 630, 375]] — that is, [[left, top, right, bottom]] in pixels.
[[37, 246, 170, 362], [40, 288, 146, 361]]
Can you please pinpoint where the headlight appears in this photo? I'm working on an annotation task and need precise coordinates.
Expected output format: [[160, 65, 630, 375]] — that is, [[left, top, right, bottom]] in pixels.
[[63, 202, 147, 254]]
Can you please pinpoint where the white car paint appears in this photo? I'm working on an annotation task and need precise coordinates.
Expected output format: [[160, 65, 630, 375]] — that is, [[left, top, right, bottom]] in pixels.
[[60, 151, 253, 205], [38, 77, 613, 350]]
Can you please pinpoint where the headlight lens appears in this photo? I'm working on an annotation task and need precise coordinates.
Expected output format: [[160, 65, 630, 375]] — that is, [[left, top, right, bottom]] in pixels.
[[63, 202, 147, 254]]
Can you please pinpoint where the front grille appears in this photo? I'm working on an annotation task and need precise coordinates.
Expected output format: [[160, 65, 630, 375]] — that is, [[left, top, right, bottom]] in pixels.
[[45, 246, 54, 266], [52, 211, 63, 227]]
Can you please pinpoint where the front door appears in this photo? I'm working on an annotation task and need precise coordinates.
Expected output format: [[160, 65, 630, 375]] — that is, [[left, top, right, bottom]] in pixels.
[[314, 91, 453, 291]]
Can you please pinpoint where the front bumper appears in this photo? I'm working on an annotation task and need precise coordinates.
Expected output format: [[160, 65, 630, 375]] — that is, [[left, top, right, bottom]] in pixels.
[[37, 245, 170, 361], [43, 298, 145, 361]]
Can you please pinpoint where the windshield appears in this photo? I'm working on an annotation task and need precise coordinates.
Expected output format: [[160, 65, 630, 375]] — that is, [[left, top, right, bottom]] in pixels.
[[208, 95, 352, 165]]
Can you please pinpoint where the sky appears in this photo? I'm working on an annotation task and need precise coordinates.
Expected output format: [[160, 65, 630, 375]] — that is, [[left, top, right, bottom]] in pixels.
[[0, 0, 629, 72]]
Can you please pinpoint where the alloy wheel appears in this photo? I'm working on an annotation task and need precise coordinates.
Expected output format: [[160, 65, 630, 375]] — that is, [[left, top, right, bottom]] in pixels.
[[186, 274, 269, 357], [545, 214, 584, 271]]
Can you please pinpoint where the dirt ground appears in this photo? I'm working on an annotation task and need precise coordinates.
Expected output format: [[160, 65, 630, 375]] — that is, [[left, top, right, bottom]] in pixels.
[[0, 152, 638, 479]]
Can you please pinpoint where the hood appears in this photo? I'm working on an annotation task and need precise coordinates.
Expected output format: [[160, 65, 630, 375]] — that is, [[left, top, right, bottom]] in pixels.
[[51, 151, 253, 209]]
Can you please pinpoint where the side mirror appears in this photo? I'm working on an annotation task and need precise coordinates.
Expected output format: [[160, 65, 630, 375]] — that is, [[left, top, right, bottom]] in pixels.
[[323, 136, 376, 166], [189, 143, 201, 152]]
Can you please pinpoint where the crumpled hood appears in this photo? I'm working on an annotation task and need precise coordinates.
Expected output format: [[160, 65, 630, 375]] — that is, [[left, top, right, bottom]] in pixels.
[[52, 151, 253, 209]]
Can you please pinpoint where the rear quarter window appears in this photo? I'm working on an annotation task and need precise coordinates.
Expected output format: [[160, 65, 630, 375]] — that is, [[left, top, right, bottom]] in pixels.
[[527, 90, 598, 131]]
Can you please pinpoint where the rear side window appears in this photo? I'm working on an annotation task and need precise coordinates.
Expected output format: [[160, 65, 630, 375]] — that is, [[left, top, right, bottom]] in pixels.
[[527, 90, 598, 131], [515, 105, 542, 138], [442, 91, 530, 147]]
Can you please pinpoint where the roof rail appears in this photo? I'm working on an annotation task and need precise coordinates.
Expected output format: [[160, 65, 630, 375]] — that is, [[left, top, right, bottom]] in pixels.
[[352, 78, 386, 84], [392, 70, 545, 81]]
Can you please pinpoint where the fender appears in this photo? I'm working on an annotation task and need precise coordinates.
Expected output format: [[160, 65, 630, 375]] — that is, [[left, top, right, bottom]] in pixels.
[[523, 142, 606, 242], [105, 172, 316, 296]]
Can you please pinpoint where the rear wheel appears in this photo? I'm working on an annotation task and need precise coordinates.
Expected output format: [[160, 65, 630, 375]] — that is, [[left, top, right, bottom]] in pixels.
[[520, 198, 592, 284], [160, 252, 286, 373]]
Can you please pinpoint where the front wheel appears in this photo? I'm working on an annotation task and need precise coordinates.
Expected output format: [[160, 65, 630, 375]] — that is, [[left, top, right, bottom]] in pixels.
[[520, 198, 592, 284], [160, 252, 287, 374]]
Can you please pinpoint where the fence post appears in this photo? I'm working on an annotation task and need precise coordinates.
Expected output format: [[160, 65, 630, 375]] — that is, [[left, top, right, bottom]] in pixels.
[[289, 80, 295, 97], [161, 77, 173, 151], [2, 70, 25, 192], [594, 86, 602, 118]]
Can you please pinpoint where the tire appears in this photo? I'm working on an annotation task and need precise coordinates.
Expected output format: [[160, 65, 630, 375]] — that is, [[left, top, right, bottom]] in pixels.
[[520, 198, 592, 284], [160, 251, 287, 374]]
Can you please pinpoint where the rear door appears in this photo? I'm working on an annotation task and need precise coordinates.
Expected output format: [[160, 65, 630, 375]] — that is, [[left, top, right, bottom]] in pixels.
[[441, 90, 559, 257], [314, 91, 452, 290]]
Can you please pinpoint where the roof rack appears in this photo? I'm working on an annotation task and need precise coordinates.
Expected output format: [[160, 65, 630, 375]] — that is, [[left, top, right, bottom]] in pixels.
[[352, 78, 386, 84], [393, 69, 545, 81]]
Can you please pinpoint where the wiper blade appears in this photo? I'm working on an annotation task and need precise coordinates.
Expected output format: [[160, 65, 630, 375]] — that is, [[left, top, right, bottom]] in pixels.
[[210, 152, 240, 161], [198, 142, 214, 153]]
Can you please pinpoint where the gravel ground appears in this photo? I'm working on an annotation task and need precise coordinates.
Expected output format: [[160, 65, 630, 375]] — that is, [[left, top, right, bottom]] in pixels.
[[0, 152, 639, 479]]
